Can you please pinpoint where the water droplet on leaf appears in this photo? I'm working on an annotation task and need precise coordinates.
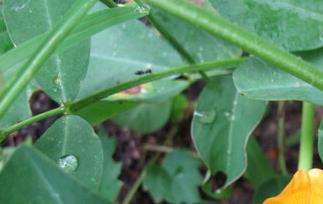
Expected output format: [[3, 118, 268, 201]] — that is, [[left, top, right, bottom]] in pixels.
[[195, 110, 217, 124], [58, 155, 78, 173]]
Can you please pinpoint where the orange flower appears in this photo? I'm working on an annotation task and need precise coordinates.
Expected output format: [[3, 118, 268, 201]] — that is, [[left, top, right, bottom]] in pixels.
[[264, 169, 323, 204]]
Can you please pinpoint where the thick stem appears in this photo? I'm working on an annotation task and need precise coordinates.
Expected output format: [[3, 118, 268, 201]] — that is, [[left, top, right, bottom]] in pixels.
[[143, 0, 323, 91], [298, 102, 315, 170], [277, 102, 287, 175], [0, 0, 98, 120]]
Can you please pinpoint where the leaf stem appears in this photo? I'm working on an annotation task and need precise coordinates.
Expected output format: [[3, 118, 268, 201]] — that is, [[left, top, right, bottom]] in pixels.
[[298, 102, 315, 170], [147, 12, 208, 80], [277, 102, 287, 175], [143, 0, 323, 91], [0, 0, 98, 120], [0, 58, 243, 142], [0, 106, 65, 142], [70, 58, 242, 112]]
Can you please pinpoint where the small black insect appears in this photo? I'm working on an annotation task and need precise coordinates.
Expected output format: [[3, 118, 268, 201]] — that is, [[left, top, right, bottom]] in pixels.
[[135, 69, 152, 75]]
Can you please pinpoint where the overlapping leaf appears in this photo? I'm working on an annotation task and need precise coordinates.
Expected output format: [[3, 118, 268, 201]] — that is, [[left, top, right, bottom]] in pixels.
[[35, 116, 104, 190], [150, 0, 241, 63], [143, 150, 202, 204], [210, 0, 323, 51], [233, 49, 323, 105], [0, 145, 109, 204], [191, 76, 267, 186], [3, 0, 90, 102], [77, 19, 184, 99], [98, 133, 122, 202]]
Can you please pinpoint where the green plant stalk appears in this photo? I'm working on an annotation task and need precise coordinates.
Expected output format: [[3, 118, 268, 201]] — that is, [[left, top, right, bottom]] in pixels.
[[277, 102, 287, 175], [100, 0, 208, 79], [70, 58, 243, 112], [0, 0, 98, 120], [0, 5, 147, 75], [122, 125, 178, 204], [0, 58, 243, 141], [298, 102, 315, 170], [143, 0, 323, 91], [0, 107, 65, 142], [122, 170, 146, 204], [147, 12, 208, 80]]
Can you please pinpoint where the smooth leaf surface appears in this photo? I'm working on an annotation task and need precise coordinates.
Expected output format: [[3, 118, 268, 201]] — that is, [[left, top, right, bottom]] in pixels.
[[252, 176, 290, 204], [246, 137, 275, 188], [150, 0, 240, 63], [0, 5, 13, 55], [0, 5, 147, 77], [77, 19, 183, 99], [35, 115, 104, 190], [210, 0, 323, 51], [0, 86, 34, 128], [112, 100, 172, 134], [98, 133, 122, 202], [191, 76, 267, 186], [3, 0, 90, 102], [76, 100, 138, 125], [233, 50, 323, 105], [0, 145, 109, 204], [143, 150, 202, 204], [317, 120, 323, 162]]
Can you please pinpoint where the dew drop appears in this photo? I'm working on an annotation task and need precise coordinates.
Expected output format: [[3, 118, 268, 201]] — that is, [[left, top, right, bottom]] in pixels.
[[195, 110, 217, 124], [58, 155, 78, 173]]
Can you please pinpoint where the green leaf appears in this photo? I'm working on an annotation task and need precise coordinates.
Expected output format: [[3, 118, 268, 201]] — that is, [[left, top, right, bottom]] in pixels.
[[98, 132, 122, 202], [0, 145, 109, 204], [233, 49, 323, 105], [75, 100, 138, 125], [143, 149, 202, 204], [3, 0, 90, 103], [0, 32, 13, 55], [245, 137, 275, 188], [75, 79, 188, 125], [191, 76, 267, 186], [252, 176, 290, 204], [0, 86, 34, 128], [0, 5, 147, 77], [150, 0, 241, 62], [0, 7, 13, 57], [170, 94, 189, 123], [77, 19, 183, 99], [108, 80, 189, 103], [209, 0, 323, 51], [112, 100, 172, 134], [317, 120, 323, 161], [35, 115, 104, 190]]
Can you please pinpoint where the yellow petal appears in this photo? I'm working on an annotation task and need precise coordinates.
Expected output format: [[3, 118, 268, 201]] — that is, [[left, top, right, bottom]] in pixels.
[[264, 169, 323, 204]]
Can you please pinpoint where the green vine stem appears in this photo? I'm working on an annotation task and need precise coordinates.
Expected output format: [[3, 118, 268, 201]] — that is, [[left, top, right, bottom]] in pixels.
[[0, 0, 98, 120], [277, 102, 287, 175], [0, 58, 243, 142], [0, 107, 66, 142], [101, 0, 208, 79], [143, 0, 323, 91], [70, 58, 242, 112], [298, 102, 315, 170]]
